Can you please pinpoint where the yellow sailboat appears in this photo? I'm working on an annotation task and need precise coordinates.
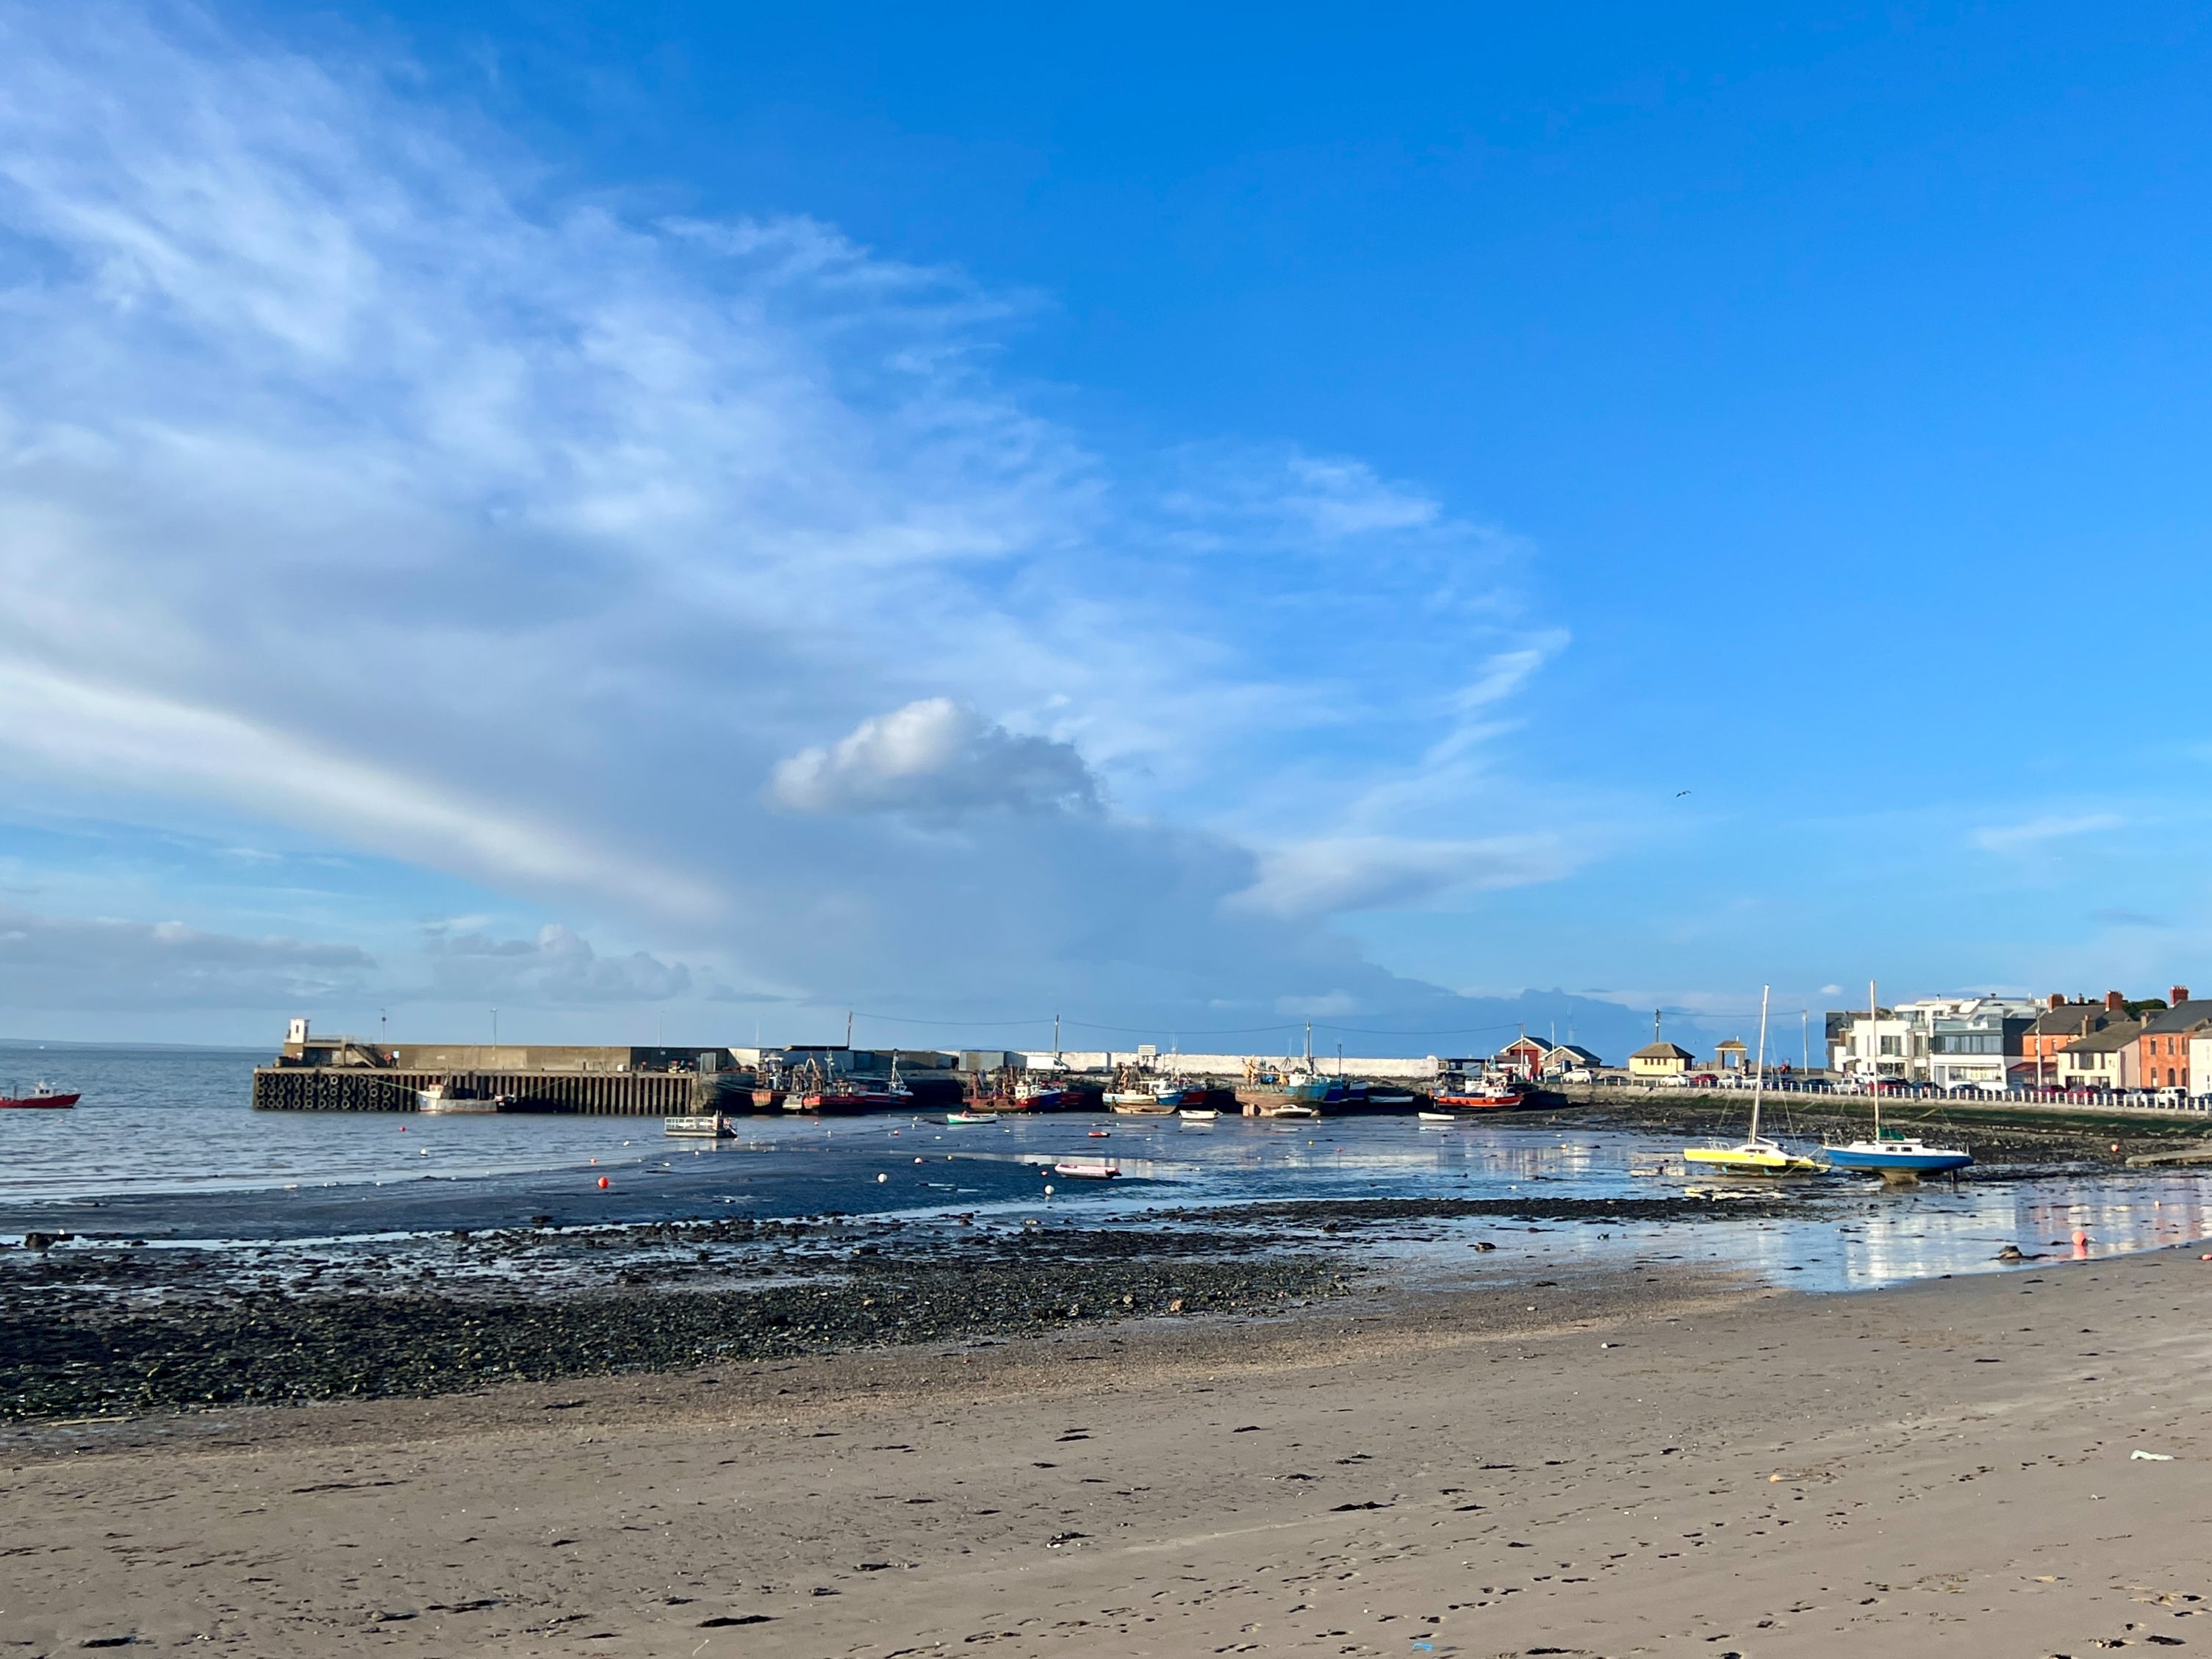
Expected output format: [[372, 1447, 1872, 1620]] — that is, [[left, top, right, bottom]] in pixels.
[[1682, 984, 1820, 1177]]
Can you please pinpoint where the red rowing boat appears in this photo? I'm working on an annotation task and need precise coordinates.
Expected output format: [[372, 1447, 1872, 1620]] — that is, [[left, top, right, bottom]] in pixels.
[[0, 1082, 78, 1109]]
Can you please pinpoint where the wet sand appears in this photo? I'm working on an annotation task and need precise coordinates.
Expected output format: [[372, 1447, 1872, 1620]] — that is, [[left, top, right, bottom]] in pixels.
[[8, 1245, 2211, 1657]]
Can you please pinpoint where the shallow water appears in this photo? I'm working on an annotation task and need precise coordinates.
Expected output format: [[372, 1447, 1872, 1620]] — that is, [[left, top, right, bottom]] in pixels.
[[4, 1046, 2208, 1292]]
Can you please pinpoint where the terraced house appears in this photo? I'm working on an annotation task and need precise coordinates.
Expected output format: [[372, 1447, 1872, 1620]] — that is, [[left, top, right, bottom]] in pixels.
[[2137, 989, 2212, 1092]]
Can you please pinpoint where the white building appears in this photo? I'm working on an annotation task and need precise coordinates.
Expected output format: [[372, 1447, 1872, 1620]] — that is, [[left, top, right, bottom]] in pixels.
[[1828, 996, 2042, 1087]]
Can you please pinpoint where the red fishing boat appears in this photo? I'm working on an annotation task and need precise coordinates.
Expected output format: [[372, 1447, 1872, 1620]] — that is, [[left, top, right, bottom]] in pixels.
[[0, 1081, 78, 1109], [1431, 1078, 1526, 1112]]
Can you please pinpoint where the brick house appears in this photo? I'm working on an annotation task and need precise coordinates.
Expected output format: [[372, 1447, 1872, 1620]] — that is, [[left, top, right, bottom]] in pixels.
[[2137, 987, 2212, 1092], [2022, 992, 2135, 1086]]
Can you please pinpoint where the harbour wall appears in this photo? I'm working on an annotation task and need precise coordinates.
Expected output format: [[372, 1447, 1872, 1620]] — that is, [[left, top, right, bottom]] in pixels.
[[252, 1066, 739, 1116]]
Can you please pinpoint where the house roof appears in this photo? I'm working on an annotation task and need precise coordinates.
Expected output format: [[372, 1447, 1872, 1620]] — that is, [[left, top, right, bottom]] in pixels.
[[1630, 1042, 1695, 1061], [2028, 1003, 2119, 1038], [1545, 1043, 1604, 1066], [2063, 1020, 2144, 1055], [2140, 1000, 2212, 1035], [1714, 1038, 1749, 1051]]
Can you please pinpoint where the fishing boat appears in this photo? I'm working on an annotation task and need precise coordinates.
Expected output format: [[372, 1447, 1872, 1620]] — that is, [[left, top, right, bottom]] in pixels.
[[1279, 1069, 1346, 1107], [664, 1113, 737, 1139], [790, 1057, 914, 1114], [1432, 1077, 1525, 1111], [1823, 983, 1971, 1179], [1258, 1100, 1321, 1119], [1367, 1091, 1416, 1107], [1178, 1108, 1218, 1122], [0, 1081, 77, 1109], [1107, 1075, 1189, 1114], [1052, 1158, 1120, 1180], [1682, 986, 1820, 1177], [417, 1083, 503, 1114]]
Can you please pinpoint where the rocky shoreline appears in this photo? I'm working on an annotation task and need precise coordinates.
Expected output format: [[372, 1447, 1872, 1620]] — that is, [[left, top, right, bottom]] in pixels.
[[1, 1250, 1351, 1422]]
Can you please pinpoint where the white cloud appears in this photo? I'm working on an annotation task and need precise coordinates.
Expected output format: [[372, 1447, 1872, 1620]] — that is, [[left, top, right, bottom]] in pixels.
[[418, 922, 694, 1004], [0, 906, 375, 1009], [770, 698, 1100, 817], [1232, 835, 1573, 919], [1971, 813, 2125, 853], [0, 4, 1587, 1031]]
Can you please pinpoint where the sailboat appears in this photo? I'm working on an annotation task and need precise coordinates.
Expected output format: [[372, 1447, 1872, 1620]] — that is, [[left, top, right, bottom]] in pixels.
[[1823, 979, 1972, 1180], [1683, 985, 1820, 1176]]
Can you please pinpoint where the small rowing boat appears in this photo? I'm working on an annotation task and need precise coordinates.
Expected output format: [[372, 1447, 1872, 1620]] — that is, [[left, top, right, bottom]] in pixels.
[[1417, 1111, 1457, 1122], [417, 1083, 503, 1114], [946, 1111, 994, 1124], [1052, 1159, 1120, 1180], [1178, 1108, 1218, 1121], [1087, 1128, 1111, 1138]]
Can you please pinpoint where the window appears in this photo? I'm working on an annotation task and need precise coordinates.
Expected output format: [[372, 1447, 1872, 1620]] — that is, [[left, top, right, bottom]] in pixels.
[[1879, 1036, 1902, 1056]]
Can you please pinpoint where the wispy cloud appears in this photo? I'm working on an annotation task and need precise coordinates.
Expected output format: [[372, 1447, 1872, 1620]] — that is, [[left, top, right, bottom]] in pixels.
[[1971, 813, 2125, 853], [0, 2, 1583, 1028]]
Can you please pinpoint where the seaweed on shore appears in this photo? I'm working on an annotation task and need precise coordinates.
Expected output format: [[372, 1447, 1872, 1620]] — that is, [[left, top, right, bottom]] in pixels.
[[1149, 1194, 1797, 1228], [0, 1254, 1349, 1422]]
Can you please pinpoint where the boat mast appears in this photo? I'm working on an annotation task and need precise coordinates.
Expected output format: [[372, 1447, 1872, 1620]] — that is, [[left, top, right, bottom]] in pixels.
[[1749, 984, 1770, 1144], [1868, 978, 1881, 1141]]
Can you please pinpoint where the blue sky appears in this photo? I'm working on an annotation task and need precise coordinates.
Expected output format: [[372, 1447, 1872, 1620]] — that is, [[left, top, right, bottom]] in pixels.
[[0, 1, 2207, 1057]]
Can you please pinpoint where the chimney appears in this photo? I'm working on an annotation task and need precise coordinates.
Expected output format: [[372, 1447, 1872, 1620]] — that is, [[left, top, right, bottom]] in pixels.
[[2106, 990, 2127, 1011], [2047, 992, 2065, 1011], [2174, 986, 2193, 1008]]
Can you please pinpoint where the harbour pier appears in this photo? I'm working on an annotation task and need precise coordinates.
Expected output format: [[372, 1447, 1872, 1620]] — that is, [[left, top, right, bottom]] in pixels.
[[253, 1023, 749, 1116]]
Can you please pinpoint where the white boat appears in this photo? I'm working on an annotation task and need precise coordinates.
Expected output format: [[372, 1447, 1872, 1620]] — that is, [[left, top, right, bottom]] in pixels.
[[1821, 979, 1972, 1180], [1179, 1107, 1218, 1121], [1681, 986, 1820, 1176], [1052, 1159, 1120, 1180], [1258, 1101, 1319, 1119], [417, 1084, 503, 1114], [1417, 1111, 1457, 1122], [664, 1113, 736, 1139], [946, 1111, 994, 1124]]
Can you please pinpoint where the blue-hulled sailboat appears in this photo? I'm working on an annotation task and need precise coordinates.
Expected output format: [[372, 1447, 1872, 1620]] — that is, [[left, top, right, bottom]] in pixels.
[[1822, 980, 1972, 1180]]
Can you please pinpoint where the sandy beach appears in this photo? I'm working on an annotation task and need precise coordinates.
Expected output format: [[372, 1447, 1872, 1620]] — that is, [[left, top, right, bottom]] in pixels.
[[7, 1245, 2210, 1658]]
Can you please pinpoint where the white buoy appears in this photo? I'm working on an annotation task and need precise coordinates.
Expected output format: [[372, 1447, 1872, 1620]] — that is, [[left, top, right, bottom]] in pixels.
[[877, 1172, 888, 1183]]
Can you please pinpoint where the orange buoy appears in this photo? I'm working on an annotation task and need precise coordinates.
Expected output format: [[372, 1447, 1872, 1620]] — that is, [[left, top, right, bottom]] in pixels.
[[597, 1176, 610, 1190]]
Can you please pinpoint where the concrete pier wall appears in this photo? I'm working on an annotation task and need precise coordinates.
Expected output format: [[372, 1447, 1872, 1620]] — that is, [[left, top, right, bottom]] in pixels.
[[253, 1066, 741, 1115]]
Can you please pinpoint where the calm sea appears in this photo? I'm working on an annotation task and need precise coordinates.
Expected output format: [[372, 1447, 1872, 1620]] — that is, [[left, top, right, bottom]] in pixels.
[[2, 1043, 2208, 1291]]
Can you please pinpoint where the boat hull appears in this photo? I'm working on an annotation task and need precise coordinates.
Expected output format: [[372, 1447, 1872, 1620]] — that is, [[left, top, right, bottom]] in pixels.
[[1432, 1093, 1523, 1111], [0, 1094, 77, 1109], [790, 1091, 911, 1113], [664, 1114, 736, 1139], [1052, 1161, 1119, 1180], [1824, 1144, 1972, 1175], [1683, 1145, 1821, 1176]]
